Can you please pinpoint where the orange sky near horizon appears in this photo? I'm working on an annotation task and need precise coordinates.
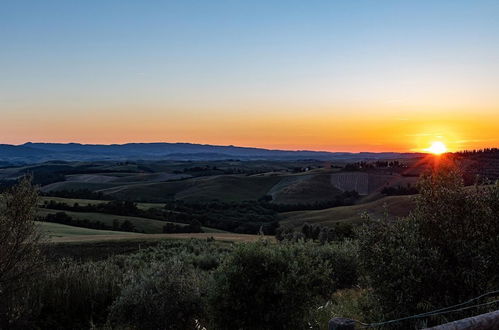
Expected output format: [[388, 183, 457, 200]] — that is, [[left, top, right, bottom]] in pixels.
[[3, 106, 498, 153]]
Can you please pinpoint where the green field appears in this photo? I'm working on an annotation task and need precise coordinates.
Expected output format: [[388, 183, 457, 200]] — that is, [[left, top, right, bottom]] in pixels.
[[37, 221, 134, 238], [36, 221, 267, 244], [40, 181, 122, 193], [280, 195, 415, 227], [37, 208, 226, 234]]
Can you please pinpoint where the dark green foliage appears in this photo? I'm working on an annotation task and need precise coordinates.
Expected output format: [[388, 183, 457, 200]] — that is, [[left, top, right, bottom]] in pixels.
[[162, 200, 280, 234], [358, 167, 499, 327], [109, 260, 205, 330], [208, 241, 356, 329], [163, 220, 202, 233], [39, 211, 140, 232], [309, 240, 360, 291], [42, 200, 204, 233], [342, 160, 406, 172], [42, 198, 280, 234], [4, 237, 360, 329], [42, 200, 140, 216], [275, 224, 305, 241], [276, 222, 355, 243], [381, 183, 418, 195], [33, 260, 122, 329], [0, 177, 43, 328], [358, 217, 441, 326], [15, 240, 231, 329], [267, 190, 360, 212], [119, 219, 136, 232]]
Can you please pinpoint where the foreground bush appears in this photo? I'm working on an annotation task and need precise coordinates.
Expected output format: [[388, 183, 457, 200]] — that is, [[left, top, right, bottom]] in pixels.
[[3, 235, 359, 329], [33, 259, 123, 329], [109, 259, 205, 330], [208, 241, 357, 329], [309, 288, 366, 329], [358, 167, 499, 326]]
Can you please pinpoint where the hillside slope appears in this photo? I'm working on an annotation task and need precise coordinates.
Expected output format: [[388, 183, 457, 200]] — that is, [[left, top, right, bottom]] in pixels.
[[96, 175, 282, 203], [280, 195, 415, 227], [37, 208, 226, 233]]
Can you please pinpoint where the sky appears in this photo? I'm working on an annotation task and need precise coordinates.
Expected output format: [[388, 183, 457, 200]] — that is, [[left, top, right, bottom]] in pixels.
[[1, 0, 498, 152]]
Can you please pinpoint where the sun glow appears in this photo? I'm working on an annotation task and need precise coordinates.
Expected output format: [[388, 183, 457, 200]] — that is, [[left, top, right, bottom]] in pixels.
[[427, 141, 447, 155]]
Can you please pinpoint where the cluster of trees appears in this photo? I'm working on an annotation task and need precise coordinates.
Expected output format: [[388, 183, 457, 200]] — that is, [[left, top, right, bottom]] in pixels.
[[162, 220, 202, 233], [43, 199, 166, 225], [276, 222, 355, 243], [42, 200, 207, 234], [454, 148, 499, 181], [42, 200, 140, 216], [454, 147, 499, 156], [43, 189, 108, 200], [38, 212, 139, 232], [43, 198, 279, 234], [263, 190, 359, 212], [381, 183, 419, 195], [160, 200, 280, 234], [41, 186, 359, 236], [42, 192, 360, 235], [173, 165, 279, 176], [342, 160, 406, 171]]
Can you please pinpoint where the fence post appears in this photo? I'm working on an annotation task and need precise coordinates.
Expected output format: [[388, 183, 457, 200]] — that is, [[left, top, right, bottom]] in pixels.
[[329, 317, 356, 330]]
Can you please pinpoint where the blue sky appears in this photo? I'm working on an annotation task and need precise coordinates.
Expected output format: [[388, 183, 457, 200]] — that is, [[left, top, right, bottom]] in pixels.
[[1, 1, 498, 151]]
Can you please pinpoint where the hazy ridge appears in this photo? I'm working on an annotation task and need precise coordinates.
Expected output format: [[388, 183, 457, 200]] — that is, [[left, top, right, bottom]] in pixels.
[[0, 142, 422, 164]]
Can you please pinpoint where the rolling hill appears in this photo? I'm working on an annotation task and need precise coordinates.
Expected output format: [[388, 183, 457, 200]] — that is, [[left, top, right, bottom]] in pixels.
[[37, 168, 419, 204], [37, 208, 226, 234], [279, 195, 416, 227], [37, 221, 134, 238], [269, 174, 343, 204]]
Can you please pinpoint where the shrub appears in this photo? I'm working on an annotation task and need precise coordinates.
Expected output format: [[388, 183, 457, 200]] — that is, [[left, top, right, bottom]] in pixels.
[[32, 259, 123, 329], [358, 166, 499, 327], [307, 240, 359, 290], [19, 240, 228, 329], [308, 289, 366, 329], [277, 223, 356, 243], [109, 260, 205, 330], [208, 241, 338, 329]]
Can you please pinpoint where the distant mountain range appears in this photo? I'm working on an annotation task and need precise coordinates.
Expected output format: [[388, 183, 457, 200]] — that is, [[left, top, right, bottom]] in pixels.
[[0, 142, 423, 164]]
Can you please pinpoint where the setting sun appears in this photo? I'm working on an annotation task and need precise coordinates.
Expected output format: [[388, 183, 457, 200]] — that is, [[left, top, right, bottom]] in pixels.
[[427, 141, 448, 155]]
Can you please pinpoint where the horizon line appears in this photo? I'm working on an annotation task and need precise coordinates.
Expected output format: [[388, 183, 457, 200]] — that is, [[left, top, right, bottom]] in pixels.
[[6, 140, 442, 154]]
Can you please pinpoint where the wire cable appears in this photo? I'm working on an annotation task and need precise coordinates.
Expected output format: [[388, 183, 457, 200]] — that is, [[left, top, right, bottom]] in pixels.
[[345, 289, 499, 328]]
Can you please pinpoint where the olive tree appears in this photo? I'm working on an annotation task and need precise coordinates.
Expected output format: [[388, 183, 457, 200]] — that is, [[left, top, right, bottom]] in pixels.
[[0, 176, 43, 326], [358, 166, 499, 327]]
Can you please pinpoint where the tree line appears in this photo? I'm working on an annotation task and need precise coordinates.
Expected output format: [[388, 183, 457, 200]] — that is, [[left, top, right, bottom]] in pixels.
[[38, 212, 139, 232]]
